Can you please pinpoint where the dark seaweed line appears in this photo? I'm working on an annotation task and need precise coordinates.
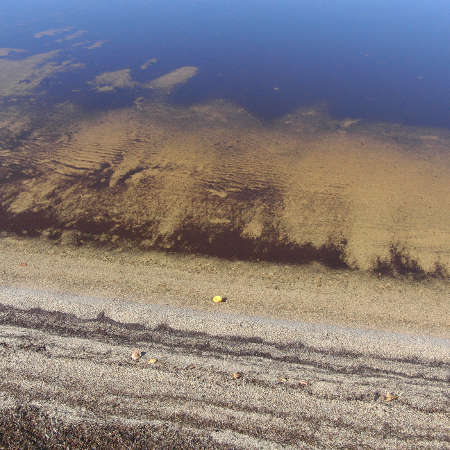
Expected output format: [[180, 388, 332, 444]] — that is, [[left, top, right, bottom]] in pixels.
[[0, 304, 446, 382], [0, 303, 447, 384], [2, 300, 446, 371], [1, 302, 446, 371]]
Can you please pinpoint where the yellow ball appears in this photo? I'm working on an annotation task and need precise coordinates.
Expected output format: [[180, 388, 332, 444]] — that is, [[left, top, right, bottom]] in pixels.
[[212, 295, 223, 303]]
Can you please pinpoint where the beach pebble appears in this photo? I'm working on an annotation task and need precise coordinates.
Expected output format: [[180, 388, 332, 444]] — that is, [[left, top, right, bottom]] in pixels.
[[131, 349, 143, 361]]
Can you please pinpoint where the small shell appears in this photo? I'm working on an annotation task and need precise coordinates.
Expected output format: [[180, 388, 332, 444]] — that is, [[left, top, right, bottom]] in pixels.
[[131, 349, 143, 361], [232, 372, 242, 379], [147, 358, 157, 364], [384, 392, 398, 402]]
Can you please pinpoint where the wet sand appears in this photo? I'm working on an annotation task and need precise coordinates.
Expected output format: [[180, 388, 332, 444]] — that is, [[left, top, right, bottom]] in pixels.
[[1, 235, 449, 337], [0, 235, 449, 448]]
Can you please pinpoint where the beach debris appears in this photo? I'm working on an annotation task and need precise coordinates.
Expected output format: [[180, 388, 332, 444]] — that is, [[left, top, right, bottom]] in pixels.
[[298, 380, 308, 386], [212, 295, 225, 303], [19, 262, 28, 267], [232, 372, 242, 379], [384, 392, 398, 402], [280, 377, 288, 383], [147, 358, 157, 364], [131, 349, 143, 361]]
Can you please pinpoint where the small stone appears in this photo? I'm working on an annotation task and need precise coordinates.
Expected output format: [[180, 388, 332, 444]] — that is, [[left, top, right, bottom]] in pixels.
[[131, 349, 143, 361]]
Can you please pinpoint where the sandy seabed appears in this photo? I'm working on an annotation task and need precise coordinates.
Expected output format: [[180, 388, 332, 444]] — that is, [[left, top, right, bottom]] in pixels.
[[1, 98, 449, 276]]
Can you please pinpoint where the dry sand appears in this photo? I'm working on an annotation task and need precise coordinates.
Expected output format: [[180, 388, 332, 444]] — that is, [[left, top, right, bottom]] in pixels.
[[0, 235, 449, 448]]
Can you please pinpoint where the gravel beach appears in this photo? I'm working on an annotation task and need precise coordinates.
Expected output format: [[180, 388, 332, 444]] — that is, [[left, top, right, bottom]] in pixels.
[[0, 235, 449, 448]]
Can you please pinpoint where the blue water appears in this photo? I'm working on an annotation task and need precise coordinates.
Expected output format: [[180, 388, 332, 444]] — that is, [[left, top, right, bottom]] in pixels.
[[1, 0, 449, 127]]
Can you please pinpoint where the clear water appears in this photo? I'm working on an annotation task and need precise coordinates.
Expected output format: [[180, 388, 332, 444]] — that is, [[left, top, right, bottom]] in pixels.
[[1, 0, 449, 126]]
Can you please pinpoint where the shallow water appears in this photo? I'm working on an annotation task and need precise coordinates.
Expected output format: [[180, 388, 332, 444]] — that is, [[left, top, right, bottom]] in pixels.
[[0, 0, 449, 274]]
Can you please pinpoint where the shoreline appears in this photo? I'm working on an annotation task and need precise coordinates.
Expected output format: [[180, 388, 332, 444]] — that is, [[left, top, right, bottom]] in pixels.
[[2, 284, 449, 357], [0, 234, 448, 338]]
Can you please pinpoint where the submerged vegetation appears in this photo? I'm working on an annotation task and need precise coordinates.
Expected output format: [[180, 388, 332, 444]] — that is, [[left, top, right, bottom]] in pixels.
[[374, 244, 449, 280]]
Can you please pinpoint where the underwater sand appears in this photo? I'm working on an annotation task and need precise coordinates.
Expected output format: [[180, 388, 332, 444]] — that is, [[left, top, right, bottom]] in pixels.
[[0, 98, 449, 275]]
